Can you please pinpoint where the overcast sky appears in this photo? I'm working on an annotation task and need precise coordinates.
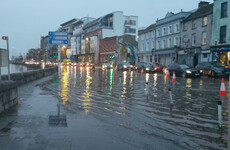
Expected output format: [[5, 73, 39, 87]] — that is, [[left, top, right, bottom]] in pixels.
[[0, 0, 213, 57]]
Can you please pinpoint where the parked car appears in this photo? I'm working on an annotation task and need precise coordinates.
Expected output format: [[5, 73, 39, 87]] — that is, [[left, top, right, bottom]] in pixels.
[[196, 62, 230, 77], [152, 63, 165, 72], [85, 62, 92, 67], [102, 63, 113, 69], [77, 62, 85, 67], [168, 63, 200, 78], [72, 62, 78, 66], [117, 61, 131, 71], [143, 63, 155, 73], [134, 62, 144, 71]]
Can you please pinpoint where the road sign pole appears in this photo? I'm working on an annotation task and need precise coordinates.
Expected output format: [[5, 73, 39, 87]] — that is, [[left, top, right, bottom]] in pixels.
[[58, 45, 61, 76], [0, 66, 1, 80], [7, 38, 10, 80]]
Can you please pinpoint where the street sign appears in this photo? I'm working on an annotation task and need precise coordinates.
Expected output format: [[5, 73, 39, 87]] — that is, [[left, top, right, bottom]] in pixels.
[[48, 32, 68, 45], [2, 36, 8, 40], [70, 55, 73, 59]]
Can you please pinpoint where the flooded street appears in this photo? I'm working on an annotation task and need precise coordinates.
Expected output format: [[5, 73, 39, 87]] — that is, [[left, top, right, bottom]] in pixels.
[[0, 66, 229, 150]]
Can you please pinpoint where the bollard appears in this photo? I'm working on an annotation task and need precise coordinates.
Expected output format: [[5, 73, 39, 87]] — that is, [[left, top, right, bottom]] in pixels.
[[169, 88, 173, 104], [218, 100, 222, 128]]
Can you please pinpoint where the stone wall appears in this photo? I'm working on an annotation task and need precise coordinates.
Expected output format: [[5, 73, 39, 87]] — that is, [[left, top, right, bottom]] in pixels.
[[0, 81, 18, 114], [1, 67, 57, 85]]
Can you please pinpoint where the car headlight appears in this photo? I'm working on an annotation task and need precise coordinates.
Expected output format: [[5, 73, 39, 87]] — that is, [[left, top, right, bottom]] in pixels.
[[123, 65, 127, 68], [146, 68, 150, 70], [186, 70, 192, 74], [200, 70, 203, 73], [154, 68, 157, 70], [110, 65, 113, 67]]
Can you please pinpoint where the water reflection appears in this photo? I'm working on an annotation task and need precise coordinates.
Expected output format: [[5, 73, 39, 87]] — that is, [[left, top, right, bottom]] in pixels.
[[60, 66, 69, 104], [186, 78, 192, 88], [123, 71, 127, 85], [145, 73, 149, 83]]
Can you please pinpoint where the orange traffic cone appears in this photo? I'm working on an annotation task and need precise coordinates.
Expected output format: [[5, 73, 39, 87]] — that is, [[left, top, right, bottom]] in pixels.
[[129, 68, 131, 74], [220, 78, 226, 97], [141, 68, 144, 75], [166, 69, 170, 78], [172, 71, 176, 82]]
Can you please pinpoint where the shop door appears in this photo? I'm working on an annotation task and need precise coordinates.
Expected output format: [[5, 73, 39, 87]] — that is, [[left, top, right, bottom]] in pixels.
[[193, 54, 198, 68]]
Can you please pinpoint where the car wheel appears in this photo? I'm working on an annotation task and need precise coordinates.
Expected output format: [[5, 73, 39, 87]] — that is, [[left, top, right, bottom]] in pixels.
[[211, 71, 215, 77]]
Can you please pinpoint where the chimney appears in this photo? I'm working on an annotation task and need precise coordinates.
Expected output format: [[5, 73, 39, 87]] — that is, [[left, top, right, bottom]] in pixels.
[[199, 1, 210, 8]]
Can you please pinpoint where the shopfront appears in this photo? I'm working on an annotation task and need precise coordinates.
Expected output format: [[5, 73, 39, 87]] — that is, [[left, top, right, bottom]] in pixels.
[[211, 45, 230, 66]]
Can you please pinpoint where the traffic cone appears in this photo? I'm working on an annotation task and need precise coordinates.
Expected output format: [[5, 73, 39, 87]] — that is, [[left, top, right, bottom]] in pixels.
[[220, 78, 226, 97], [129, 68, 131, 74], [172, 71, 176, 82], [141, 68, 144, 75], [166, 69, 170, 78]]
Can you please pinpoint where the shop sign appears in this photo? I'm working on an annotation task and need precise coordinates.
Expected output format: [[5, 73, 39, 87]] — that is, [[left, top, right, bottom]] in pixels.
[[211, 47, 230, 52]]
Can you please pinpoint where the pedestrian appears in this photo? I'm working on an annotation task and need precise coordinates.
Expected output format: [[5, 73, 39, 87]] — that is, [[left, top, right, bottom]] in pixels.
[[92, 62, 95, 71]]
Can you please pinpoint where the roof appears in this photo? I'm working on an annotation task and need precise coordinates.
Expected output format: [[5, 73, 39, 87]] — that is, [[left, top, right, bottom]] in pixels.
[[60, 19, 77, 26], [138, 24, 155, 35], [83, 18, 100, 29], [183, 3, 213, 23]]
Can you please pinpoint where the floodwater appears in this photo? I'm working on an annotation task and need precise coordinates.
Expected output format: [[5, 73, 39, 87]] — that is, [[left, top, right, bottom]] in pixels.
[[0, 65, 229, 150], [42, 66, 229, 150]]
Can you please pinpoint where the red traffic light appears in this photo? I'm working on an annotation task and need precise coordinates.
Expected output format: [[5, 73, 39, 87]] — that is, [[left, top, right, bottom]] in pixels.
[[2, 36, 8, 40]]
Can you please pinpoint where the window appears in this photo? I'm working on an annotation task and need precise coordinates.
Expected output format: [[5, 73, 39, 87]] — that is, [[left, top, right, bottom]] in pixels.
[[162, 40, 166, 49], [203, 17, 208, 26], [168, 38, 172, 48], [192, 20, 196, 29], [150, 56, 152, 62], [175, 24, 179, 33], [152, 31, 155, 38], [138, 57, 140, 62], [202, 32, 207, 45], [183, 24, 187, 31], [221, 2, 228, 18], [157, 29, 161, 37], [157, 40, 161, 49], [110, 45, 113, 51], [163, 27, 166, 36], [174, 37, 179, 46], [168, 26, 172, 34], [147, 42, 149, 51], [220, 26, 227, 43], [192, 34, 196, 46], [142, 34, 144, 40], [146, 33, 149, 39], [203, 53, 208, 58], [142, 43, 145, 51], [152, 40, 155, 48]]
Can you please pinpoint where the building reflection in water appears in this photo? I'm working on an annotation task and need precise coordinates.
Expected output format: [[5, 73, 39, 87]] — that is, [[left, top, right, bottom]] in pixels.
[[153, 73, 157, 89], [145, 73, 149, 83], [123, 71, 127, 85], [130, 71, 133, 85], [80, 67, 92, 113], [108, 69, 113, 91], [60, 66, 69, 105]]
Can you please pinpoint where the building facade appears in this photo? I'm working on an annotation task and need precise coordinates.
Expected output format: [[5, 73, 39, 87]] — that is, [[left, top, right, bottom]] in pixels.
[[211, 0, 230, 66], [155, 11, 191, 66], [136, 24, 155, 63], [180, 2, 213, 67]]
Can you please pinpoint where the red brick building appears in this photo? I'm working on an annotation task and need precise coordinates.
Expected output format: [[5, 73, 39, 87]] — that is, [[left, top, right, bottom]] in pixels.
[[100, 36, 117, 63]]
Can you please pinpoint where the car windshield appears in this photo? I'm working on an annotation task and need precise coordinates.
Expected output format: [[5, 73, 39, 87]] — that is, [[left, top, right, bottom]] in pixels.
[[154, 63, 162, 66], [144, 64, 153, 67], [180, 64, 190, 69], [211, 62, 225, 67], [123, 62, 130, 65]]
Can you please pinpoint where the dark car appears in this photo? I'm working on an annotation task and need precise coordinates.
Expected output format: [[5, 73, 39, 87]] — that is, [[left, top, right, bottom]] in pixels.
[[117, 61, 131, 71], [196, 62, 230, 77], [152, 63, 165, 72], [142, 63, 155, 73], [134, 62, 144, 71], [102, 63, 113, 69], [168, 63, 200, 78]]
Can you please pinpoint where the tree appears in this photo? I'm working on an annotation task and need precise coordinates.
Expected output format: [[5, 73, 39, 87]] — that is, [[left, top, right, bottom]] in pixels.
[[120, 46, 127, 58]]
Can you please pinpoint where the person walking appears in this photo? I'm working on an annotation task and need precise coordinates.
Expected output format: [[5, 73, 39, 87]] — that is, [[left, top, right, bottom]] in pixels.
[[92, 62, 95, 71]]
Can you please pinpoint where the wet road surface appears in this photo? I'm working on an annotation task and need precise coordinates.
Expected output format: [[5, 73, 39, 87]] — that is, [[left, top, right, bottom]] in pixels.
[[0, 66, 229, 150]]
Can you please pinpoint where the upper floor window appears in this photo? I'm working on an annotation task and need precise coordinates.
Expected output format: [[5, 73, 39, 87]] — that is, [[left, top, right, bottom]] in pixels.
[[192, 20, 196, 29], [203, 17, 208, 26], [146, 33, 149, 39], [168, 26, 172, 34], [146, 42, 150, 51], [183, 24, 187, 31], [174, 37, 179, 46], [157, 29, 161, 37], [168, 38, 172, 48], [163, 40, 166, 49], [152, 31, 155, 38], [152, 40, 155, 49], [157, 40, 161, 49], [192, 33, 196, 46], [142, 34, 144, 40], [202, 32, 207, 45], [221, 2, 228, 18], [163, 27, 167, 36], [220, 26, 227, 43], [142, 43, 145, 51], [175, 24, 179, 33]]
